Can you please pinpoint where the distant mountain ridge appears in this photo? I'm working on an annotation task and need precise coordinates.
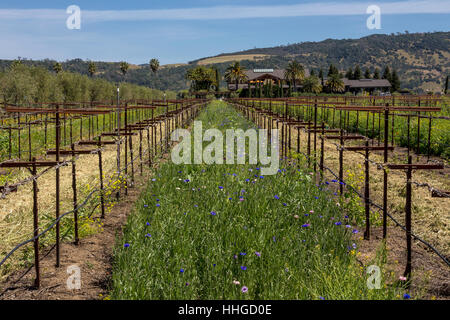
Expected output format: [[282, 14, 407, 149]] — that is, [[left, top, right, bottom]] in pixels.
[[1, 31, 448, 93]]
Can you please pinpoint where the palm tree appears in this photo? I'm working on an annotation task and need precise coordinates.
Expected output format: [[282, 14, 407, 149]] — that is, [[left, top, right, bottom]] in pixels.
[[88, 61, 96, 77], [284, 61, 305, 92], [53, 62, 63, 74], [150, 59, 160, 73], [326, 74, 345, 93], [119, 61, 130, 79], [302, 76, 323, 94], [224, 61, 248, 92]]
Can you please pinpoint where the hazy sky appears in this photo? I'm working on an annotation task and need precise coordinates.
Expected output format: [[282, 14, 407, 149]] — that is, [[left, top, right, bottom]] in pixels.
[[0, 0, 449, 64]]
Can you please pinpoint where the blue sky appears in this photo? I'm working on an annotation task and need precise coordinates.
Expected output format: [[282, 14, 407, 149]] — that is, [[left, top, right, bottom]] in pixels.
[[0, 0, 449, 65]]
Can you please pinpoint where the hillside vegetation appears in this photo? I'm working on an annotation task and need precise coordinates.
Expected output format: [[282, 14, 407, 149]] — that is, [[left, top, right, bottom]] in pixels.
[[1, 32, 448, 93]]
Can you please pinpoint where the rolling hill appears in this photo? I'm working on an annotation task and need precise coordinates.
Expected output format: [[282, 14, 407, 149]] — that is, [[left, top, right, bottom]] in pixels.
[[1, 31, 448, 93]]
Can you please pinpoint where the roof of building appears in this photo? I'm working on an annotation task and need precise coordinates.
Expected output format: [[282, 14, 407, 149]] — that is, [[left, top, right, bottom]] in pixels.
[[343, 78, 391, 88]]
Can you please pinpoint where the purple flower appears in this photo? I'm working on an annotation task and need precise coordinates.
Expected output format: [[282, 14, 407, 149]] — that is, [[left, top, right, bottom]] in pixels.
[[255, 252, 261, 257], [319, 296, 325, 300], [145, 233, 151, 238], [352, 229, 359, 234], [282, 203, 287, 206], [180, 268, 185, 273], [240, 266, 247, 271], [403, 293, 411, 299], [241, 286, 248, 293], [124, 243, 130, 248], [156, 204, 160, 207], [146, 222, 150, 226], [219, 186, 224, 189], [184, 179, 190, 183], [143, 204, 148, 208], [274, 195, 280, 200], [240, 252, 246, 256], [210, 211, 217, 216], [314, 196, 319, 199], [335, 222, 342, 226], [302, 223, 311, 228]]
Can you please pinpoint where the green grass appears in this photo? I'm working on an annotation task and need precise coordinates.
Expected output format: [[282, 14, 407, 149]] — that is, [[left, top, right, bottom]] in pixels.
[[111, 101, 405, 300]]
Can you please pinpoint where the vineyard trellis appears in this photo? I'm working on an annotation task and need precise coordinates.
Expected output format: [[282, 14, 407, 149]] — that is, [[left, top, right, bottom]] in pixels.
[[0, 98, 207, 289], [226, 95, 449, 284]]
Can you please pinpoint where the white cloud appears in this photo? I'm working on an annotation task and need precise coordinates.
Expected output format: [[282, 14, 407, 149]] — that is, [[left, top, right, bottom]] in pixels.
[[0, 0, 448, 22]]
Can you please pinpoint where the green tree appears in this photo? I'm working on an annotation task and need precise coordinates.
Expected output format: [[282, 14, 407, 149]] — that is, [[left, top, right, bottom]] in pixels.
[[353, 65, 362, 80], [318, 69, 324, 86], [88, 61, 97, 77], [373, 68, 381, 79], [364, 68, 371, 79], [391, 70, 401, 92], [119, 61, 130, 79], [326, 74, 345, 93], [345, 68, 353, 80], [284, 61, 305, 93], [1, 64, 37, 105], [186, 66, 216, 92], [53, 62, 63, 74], [150, 59, 160, 73], [302, 76, 323, 94], [382, 66, 392, 82], [444, 75, 448, 94], [328, 64, 339, 77], [224, 61, 248, 92]]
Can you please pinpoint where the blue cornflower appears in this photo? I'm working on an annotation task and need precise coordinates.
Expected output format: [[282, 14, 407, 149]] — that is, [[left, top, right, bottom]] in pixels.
[[352, 229, 359, 234], [145, 233, 151, 238], [240, 266, 247, 271], [319, 296, 325, 300], [274, 195, 280, 200], [403, 293, 411, 299], [240, 252, 246, 256], [219, 186, 224, 189], [314, 196, 319, 199], [124, 243, 130, 248], [156, 203, 160, 207], [283, 203, 287, 206], [335, 222, 342, 226], [184, 179, 190, 183], [143, 204, 148, 208], [210, 211, 217, 216], [180, 269, 185, 273], [146, 222, 150, 226]]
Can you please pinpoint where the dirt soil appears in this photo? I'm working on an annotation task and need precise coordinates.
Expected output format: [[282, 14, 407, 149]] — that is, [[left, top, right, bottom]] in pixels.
[[355, 226, 450, 300], [0, 165, 153, 300]]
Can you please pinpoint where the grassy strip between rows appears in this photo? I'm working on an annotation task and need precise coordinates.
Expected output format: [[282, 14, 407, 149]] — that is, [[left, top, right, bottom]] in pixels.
[[111, 101, 407, 300]]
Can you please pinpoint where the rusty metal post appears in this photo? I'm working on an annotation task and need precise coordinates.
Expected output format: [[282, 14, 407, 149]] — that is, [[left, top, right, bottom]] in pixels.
[[364, 140, 370, 240], [427, 116, 432, 161], [98, 137, 105, 219], [339, 129, 344, 195], [313, 102, 318, 172], [320, 122, 325, 181], [404, 155, 413, 279], [55, 104, 61, 267], [71, 144, 79, 245], [383, 108, 389, 239], [139, 129, 143, 175], [31, 157, 40, 288]]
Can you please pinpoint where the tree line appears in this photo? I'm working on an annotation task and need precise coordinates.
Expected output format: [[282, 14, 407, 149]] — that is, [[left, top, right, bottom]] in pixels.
[[0, 59, 174, 106]]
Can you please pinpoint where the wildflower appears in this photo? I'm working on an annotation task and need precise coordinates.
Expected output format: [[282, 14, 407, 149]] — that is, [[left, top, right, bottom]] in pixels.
[[239, 198, 244, 201], [156, 204, 160, 207], [255, 252, 261, 257], [310, 210, 314, 214], [319, 296, 325, 300], [184, 179, 190, 183], [232, 280, 240, 285], [399, 276, 407, 281], [314, 196, 319, 199], [304, 214, 309, 217], [273, 236, 276, 242], [346, 225, 352, 228], [403, 293, 411, 299], [240, 252, 246, 256], [185, 282, 190, 286], [335, 222, 342, 226], [180, 269, 185, 273], [294, 215, 299, 219], [282, 203, 287, 206], [241, 286, 248, 293], [219, 186, 224, 189], [146, 222, 150, 226], [302, 223, 311, 228], [210, 211, 217, 216], [143, 204, 148, 208], [352, 229, 359, 234], [124, 243, 130, 248], [274, 195, 280, 200], [240, 266, 247, 271]]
